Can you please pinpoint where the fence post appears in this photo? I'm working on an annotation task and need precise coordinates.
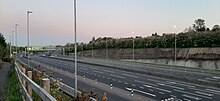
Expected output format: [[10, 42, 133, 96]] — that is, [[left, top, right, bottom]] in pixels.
[[42, 78, 50, 93], [27, 71, 32, 96], [22, 67, 26, 86]]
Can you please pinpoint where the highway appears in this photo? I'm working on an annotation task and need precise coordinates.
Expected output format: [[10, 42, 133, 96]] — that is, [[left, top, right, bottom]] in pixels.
[[18, 55, 220, 101]]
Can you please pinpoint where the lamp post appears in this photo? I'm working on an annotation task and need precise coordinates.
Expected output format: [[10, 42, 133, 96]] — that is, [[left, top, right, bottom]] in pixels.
[[15, 24, 18, 61], [27, 11, 32, 69], [174, 26, 177, 64], [11, 31, 14, 57], [73, 0, 78, 97], [132, 32, 135, 60], [10, 35, 12, 58]]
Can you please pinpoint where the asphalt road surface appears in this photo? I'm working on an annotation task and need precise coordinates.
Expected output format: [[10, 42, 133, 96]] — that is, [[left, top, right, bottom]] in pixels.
[[18, 55, 220, 101]]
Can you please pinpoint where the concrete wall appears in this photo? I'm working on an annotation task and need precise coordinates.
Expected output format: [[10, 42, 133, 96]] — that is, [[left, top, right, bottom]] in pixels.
[[78, 48, 220, 69]]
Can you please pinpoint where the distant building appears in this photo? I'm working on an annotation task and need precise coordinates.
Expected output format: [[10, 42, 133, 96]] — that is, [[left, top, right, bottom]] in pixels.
[[27, 45, 57, 51]]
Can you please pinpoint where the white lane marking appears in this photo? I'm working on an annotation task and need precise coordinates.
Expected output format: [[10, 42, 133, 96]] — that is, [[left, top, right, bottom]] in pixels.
[[140, 86, 144, 89], [206, 89, 220, 94], [112, 79, 116, 81], [92, 70, 104, 74], [188, 87, 220, 95], [158, 92, 164, 94], [213, 76, 220, 79], [103, 69, 115, 73], [174, 89, 212, 99], [195, 91, 213, 96], [110, 74, 125, 79], [182, 94, 201, 100], [148, 89, 154, 91], [183, 98, 191, 101], [143, 85, 171, 93], [173, 82, 195, 88], [157, 83, 184, 90], [102, 76, 105, 78], [135, 80, 158, 87], [107, 77, 110, 79], [125, 87, 156, 97], [134, 89, 156, 97], [125, 82, 128, 85], [118, 80, 122, 83], [132, 84, 136, 87], [205, 78, 218, 81], [122, 73, 139, 78]]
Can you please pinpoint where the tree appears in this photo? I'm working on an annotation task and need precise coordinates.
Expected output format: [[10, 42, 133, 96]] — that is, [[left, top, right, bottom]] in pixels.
[[0, 33, 6, 60], [193, 19, 206, 32], [212, 25, 220, 31]]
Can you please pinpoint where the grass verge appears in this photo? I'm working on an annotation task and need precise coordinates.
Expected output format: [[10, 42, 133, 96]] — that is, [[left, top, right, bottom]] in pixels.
[[4, 65, 22, 101]]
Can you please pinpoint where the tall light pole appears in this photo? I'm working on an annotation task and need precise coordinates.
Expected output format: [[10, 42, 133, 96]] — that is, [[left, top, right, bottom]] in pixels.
[[15, 24, 19, 61], [82, 43, 83, 57], [27, 11, 32, 69], [12, 31, 14, 57], [174, 26, 177, 64], [92, 41, 94, 58], [132, 32, 135, 60], [73, 0, 78, 97], [10, 35, 12, 58], [106, 37, 108, 59]]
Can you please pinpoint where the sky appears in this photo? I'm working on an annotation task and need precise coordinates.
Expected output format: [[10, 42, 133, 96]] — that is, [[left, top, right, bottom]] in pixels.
[[0, 0, 220, 46]]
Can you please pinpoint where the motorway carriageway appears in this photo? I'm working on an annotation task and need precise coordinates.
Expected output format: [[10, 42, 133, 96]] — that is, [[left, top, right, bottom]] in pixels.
[[18, 55, 220, 101]]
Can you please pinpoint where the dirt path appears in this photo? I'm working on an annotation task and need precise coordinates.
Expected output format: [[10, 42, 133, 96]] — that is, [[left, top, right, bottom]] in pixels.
[[0, 62, 11, 100]]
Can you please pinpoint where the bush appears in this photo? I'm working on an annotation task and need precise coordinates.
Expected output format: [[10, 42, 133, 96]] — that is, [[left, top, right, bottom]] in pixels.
[[4, 65, 22, 101]]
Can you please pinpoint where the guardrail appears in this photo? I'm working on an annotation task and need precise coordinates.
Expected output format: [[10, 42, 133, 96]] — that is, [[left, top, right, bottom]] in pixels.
[[17, 58, 97, 101], [15, 61, 57, 101]]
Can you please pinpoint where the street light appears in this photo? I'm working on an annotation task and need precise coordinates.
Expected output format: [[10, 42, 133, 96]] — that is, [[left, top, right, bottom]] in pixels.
[[27, 11, 32, 69], [132, 32, 135, 60], [73, 0, 78, 97], [15, 24, 19, 61], [11, 30, 14, 57], [10, 35, 12, 58], [174, 26, 177, 64]]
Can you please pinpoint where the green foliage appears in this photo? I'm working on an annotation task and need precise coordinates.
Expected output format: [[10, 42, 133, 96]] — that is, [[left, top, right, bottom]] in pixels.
[[64, 19, 220, 53], [5, 66, 22, 101], [0, 33, 7, 60], [193, 19, 206, 32]]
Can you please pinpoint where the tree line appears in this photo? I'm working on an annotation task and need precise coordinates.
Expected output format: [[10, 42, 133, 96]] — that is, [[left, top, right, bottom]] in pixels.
[[0, 33, 10, 62], [64, 19, 220, 53]]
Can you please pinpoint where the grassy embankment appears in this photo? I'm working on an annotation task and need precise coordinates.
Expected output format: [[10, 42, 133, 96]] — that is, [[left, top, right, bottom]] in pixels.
[[4, 63, 22, 101]]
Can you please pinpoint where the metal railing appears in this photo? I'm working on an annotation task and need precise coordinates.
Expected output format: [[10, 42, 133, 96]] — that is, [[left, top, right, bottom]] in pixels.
[[15, 61, 57, 101], [17, 58, 97, 101]]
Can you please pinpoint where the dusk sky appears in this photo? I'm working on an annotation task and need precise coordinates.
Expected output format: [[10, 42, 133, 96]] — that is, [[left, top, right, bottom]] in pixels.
[[0, 0, 220, 46]]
